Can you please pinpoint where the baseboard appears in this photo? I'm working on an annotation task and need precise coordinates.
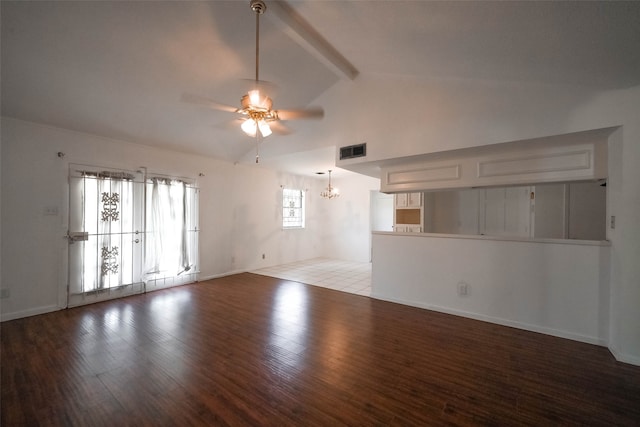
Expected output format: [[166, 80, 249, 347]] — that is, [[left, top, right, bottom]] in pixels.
[[198, 269, 247, 282], [1, 305, 61, 322], [608, 344, 640, 367], [1, 271, 249, 321], [371, 292, 606, 347]]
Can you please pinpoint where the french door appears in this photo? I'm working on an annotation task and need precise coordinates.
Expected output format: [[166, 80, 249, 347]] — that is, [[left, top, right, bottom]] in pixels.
[[67, 165, 145, 307], [67, 165, 199, 307]]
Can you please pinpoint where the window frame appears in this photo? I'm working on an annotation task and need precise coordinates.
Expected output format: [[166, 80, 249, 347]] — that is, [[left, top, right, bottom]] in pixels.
[[282, 188, 306, 229]]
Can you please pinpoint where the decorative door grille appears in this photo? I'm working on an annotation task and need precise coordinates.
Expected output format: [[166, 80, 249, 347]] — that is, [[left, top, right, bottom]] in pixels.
[[67, 166, 145, 307]]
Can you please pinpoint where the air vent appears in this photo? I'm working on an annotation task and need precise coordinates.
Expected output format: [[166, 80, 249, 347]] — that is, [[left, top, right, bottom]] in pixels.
[[340, 143, 366, 160]]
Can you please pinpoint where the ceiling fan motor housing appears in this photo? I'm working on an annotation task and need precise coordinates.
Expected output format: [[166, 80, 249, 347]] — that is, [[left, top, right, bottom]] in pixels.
[[241, 93, 273, 111]]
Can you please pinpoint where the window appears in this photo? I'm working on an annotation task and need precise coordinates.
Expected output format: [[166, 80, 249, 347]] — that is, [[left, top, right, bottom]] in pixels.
[[282, 188, 305, 228]]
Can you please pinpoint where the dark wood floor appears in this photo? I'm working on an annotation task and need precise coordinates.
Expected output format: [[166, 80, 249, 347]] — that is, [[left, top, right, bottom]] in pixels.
[[2, 273, 640, 426]]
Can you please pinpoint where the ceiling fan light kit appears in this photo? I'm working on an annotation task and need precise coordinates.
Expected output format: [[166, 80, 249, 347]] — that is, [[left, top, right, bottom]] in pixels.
[[238, 90, 277, 138], [240, 117, 273, 138]]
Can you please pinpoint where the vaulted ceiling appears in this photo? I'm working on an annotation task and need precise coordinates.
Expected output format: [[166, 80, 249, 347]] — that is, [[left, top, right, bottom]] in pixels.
[[2, 1, 640, 177]]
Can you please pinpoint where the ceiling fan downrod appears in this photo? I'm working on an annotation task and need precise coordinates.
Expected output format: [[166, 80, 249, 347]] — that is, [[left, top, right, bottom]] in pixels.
[[250, 0, 266, 83], [250, 0, 267, 164]]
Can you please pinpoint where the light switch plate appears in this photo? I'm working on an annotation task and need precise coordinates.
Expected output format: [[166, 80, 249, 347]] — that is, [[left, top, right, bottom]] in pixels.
[[44, 206, 59, 216]]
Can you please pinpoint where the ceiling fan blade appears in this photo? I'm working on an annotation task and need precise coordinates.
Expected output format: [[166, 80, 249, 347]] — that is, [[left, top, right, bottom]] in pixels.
[[276, 107, 324, 121], [269, 121, 293, 135], [181, 93, 238, 113]]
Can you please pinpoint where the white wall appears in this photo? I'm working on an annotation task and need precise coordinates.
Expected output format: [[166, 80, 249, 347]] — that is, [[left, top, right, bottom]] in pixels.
[[372, 233, 610, 345], [317, 172, 380, 263], [0, 118, 374, 320], [321, 75, 600, 163], [565, 88, 640, 366], [557, 88, 640, 365]]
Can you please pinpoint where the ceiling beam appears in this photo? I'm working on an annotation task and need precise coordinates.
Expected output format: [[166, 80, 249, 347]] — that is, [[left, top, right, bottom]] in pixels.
[[267, 1, 359, 81]]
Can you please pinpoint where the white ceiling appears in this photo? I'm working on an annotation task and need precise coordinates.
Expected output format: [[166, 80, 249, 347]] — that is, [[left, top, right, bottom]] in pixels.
[[2, 1, 640, 178]]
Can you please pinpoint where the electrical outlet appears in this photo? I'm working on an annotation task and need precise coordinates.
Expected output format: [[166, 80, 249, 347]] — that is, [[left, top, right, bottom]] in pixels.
[[457, 282, 468, 296], [0, 289, 10, 299], [611, 215, 616, 229]]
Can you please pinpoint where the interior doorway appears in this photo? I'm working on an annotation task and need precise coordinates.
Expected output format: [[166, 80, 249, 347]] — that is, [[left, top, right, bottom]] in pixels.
[[369, 190, 394, 261]]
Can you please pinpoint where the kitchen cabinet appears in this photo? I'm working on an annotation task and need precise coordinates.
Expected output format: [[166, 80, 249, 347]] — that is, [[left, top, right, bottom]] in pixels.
[[394, 192, 423, 232]]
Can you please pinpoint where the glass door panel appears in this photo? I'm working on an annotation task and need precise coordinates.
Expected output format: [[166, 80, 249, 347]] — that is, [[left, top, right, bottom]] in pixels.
[[67, 165, 145, 307]]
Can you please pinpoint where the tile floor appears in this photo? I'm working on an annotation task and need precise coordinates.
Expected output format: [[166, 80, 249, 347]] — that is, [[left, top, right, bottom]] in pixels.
[[252, 258, 372, 296]]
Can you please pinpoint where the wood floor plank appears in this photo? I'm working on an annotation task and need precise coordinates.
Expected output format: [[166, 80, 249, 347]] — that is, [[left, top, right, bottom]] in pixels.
[[2, 272, 640, 426]]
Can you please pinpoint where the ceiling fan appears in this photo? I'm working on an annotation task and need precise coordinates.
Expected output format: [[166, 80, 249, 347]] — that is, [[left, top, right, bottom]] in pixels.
[[183, 0, 324, 163]]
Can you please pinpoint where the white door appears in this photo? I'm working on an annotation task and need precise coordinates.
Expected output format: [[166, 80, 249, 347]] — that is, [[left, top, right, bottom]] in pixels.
[[370, 191, 394, 232], [67, 165, 145, 307], [370, 190, 394, 261]]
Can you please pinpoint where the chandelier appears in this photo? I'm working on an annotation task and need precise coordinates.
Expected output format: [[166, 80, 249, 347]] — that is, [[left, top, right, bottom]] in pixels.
[[320, 170, 340, 199]]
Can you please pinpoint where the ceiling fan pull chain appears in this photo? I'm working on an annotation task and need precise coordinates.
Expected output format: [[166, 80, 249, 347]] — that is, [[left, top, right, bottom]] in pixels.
[[255, 129, 260, 163]]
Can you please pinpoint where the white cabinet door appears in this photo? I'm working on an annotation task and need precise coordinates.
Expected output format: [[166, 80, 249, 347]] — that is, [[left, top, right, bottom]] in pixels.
[[407, 192, 422, 207], [504, 187, 532, 237], [395, 192, 422, 208], [394, 192, 424, 232], [395, 193, 408, 207], [480, 187, 532, 238]]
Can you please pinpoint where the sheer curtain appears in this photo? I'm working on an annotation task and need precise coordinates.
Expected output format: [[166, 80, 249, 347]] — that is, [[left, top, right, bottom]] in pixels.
[[145, 178, 196, 289]]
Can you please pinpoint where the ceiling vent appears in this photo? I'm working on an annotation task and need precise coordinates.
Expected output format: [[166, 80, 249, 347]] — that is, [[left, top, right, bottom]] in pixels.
[[340, 143, 366, 160]]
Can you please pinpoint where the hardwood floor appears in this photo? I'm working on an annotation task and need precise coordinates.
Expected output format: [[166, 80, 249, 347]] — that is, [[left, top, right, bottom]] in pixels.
[[2, 273, 639, 426]]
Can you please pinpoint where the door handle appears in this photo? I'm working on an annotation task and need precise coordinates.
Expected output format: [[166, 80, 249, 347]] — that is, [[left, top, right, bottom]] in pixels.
[[67, 231, 89, 243]]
